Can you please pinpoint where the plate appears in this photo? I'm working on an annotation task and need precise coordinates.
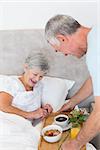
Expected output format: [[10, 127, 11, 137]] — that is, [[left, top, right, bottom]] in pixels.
[[52, 122, 72, 131], [86, 143, 96, 150]]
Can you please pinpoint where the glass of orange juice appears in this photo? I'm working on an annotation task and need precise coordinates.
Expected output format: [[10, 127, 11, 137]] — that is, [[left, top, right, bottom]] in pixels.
[[70, 126, 86, 150], [70, 126, 81, 139]]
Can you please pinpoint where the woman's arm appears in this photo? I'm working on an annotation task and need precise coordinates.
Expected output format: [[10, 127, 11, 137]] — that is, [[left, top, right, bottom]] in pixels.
[[0, 92, 46, 119]]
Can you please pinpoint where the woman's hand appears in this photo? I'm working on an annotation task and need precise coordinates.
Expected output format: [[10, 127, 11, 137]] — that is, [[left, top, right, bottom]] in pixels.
[[58, 99, 75, 112], [27, 108, 48, 120], [43, 104, 53, 114]]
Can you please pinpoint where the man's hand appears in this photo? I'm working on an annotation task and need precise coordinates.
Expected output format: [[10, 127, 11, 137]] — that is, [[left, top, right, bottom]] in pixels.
[[43, 104, 53, 114], [59, 99, 75, 112], [61, 139, 81, 150]]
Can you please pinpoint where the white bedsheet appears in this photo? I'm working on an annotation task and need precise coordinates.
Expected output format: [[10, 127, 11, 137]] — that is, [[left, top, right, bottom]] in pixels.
[[0, 111, 40, 150]]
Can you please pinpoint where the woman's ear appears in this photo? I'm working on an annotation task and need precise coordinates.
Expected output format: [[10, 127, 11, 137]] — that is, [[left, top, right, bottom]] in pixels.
[[24, 64, 28, 72]]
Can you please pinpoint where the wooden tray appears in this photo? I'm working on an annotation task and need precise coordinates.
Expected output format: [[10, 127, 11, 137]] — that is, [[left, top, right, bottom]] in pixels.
[[38, 112, 86, 150]]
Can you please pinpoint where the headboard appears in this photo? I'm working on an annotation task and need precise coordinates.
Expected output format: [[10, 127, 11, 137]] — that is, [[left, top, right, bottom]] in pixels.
[[0, 29, 94, 107]]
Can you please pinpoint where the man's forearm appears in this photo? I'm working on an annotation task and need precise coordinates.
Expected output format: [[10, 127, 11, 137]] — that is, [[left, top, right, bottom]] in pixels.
[[75, 97, 100, 148], [71, 76, 93, 105]]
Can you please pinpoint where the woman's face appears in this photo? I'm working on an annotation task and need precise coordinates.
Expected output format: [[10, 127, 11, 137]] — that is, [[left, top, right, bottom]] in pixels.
[[24, 67, 45, 89]]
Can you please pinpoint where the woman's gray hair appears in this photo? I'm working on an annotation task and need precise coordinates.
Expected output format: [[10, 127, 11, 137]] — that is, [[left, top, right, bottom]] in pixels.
[[45, 14, 81, 45], [25, 53, 49, 73]]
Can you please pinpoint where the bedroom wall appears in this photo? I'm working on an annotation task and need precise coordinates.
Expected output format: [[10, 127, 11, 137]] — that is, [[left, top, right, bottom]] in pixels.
[[0, 0, 98, 30]]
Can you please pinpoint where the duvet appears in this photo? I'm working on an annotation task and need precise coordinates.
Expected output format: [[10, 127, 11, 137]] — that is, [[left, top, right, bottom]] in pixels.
[[0, 111, 40, 150]]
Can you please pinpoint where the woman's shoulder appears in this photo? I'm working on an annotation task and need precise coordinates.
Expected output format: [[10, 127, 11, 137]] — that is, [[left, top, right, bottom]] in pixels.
[[0, 75, 13, 84], [0, 75, 19, 85], [0, 75, 24, 97]]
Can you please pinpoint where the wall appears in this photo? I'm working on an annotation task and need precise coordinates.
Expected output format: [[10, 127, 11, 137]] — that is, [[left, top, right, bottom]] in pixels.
[[0, 0, 98, 30]]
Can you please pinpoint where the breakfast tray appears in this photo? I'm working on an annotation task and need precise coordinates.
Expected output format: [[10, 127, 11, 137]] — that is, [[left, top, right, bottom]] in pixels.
[[38, 112, 86, 150]]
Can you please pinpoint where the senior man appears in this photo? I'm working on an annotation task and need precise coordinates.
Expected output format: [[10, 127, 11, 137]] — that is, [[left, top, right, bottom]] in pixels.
[[45, 15, 100, 150]]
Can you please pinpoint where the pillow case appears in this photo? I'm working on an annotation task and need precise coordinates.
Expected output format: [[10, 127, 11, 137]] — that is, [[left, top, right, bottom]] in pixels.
[[41, 76, 75, 112]]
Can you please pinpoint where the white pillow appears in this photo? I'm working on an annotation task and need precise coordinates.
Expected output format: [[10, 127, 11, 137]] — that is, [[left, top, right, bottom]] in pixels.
[[41, 76, 75, 112]]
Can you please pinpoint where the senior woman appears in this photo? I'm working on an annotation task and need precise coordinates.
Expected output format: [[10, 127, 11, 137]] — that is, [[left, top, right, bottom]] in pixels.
[[0, 53, 53, 150]]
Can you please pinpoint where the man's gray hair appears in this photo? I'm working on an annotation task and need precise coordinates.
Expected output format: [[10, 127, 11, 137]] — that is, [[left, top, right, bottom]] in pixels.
[[45, 14, 81, 45], [25, 53, 49, 73]]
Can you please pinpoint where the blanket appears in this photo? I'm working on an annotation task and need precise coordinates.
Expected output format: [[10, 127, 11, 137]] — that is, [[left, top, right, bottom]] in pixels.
[[0, 111, 40, 150]]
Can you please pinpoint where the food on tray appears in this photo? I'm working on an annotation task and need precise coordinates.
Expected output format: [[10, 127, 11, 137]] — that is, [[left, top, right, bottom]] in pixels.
[[56, 116, 67, 122], [42, 125, 62, 143], [69, 110, 89, 127], [54, 114, 69, 128], [44, 129, 60, 137]]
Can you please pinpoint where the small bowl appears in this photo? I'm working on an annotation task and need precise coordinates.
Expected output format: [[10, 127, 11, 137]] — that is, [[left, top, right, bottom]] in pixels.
[[41, 125, 62, 143], [54, 114, 69, 128]]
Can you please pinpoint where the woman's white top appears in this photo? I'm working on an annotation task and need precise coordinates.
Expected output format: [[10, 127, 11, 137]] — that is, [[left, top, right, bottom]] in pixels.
[[0, 75, 42, 112]]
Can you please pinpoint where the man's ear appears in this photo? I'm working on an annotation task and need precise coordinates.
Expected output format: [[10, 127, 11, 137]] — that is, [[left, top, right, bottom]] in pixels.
[[56, 34, 68, 43]]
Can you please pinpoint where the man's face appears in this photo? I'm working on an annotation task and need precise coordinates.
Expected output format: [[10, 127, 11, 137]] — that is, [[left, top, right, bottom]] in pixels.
[[50, 31, 87, 58]]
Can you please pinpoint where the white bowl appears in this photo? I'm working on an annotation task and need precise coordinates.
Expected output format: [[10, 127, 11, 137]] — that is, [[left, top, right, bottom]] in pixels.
[[41, 125, 62, 143], [54, 114, 69, 128]]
